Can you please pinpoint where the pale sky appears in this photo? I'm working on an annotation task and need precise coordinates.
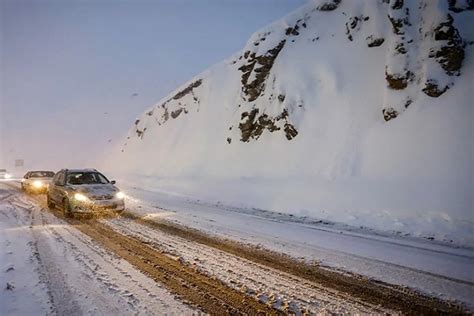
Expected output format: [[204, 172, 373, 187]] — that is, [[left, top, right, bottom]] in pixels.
[[0, 0, 305, 171]]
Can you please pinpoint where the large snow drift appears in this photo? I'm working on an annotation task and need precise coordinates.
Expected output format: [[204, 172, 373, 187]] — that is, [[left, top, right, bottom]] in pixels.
[[106, 0, 474, 246]]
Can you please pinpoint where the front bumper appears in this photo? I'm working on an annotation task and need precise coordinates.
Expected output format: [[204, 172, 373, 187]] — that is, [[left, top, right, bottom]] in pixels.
[[72, 199, 125, 214], [29, 185, 48, 193]]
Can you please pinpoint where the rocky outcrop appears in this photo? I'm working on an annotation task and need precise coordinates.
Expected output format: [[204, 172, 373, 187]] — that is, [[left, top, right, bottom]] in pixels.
[[391, 0, 404, 10], [448, 0, 474, 13], [385, 70, 414, 90], [345, 15, 369, 41], [382, 107, 398, 122], [387, 9, 410, 35], [172, 79, 202, 100], [422, 79, 449, 97], [239, 41, 286, 102], [317, 0, 341, 11], [238, 108, 298, 142], [366, 36, 385, 47], [156, 80, 202, 123], [422, 14, 465, 98], [430, 15, 465, 76]]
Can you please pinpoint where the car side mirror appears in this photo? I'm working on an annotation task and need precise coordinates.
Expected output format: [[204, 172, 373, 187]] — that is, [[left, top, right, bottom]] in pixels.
[[111, 180, 116, 185]]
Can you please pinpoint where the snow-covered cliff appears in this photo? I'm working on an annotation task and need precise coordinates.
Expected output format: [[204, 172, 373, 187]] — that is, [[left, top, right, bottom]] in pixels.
[[107, 0, 473, 245]]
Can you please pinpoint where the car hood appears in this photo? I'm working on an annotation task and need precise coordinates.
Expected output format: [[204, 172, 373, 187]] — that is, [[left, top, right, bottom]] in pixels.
[[70, 184, 119, 198]]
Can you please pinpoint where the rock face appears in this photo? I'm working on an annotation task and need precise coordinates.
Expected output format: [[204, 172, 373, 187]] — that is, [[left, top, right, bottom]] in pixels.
[[385, 70, 414, 90], [422, 79, 450, 97], [124, 0, 471, 151], [317, 0, 341, 11], [366, 36, 385, 47], [115, 0, 472, 188], [431, 15, 465, 76], [239, 40, 286, 102], [238, 108, 297, 142]]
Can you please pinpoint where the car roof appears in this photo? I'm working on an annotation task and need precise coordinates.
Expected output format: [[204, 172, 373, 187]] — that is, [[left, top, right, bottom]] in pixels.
[[27, 170, 54, 173], [63, 168, 99, 173]]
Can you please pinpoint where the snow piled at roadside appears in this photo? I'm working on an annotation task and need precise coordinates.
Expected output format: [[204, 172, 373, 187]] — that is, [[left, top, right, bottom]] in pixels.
[[104, 0, 474, 247]]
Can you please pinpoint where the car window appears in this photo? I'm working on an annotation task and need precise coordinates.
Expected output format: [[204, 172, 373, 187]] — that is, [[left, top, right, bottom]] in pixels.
[[29, 171, 54, 178], [66, 172, 109, 185]]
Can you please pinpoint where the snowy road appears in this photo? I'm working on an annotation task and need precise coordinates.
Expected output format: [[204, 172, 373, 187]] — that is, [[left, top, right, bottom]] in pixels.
[[0, 183, 196, 315], [122, 185, 474, 308], [0, 181, 471, 314]]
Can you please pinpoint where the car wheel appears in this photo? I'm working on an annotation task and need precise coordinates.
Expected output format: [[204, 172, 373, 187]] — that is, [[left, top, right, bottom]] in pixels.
[[63, 199, 73, 218], [47, 194, 55, 209]]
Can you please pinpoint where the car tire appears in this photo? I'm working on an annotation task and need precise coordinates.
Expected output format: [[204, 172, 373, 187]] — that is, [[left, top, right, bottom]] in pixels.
[[47, 194, 55, 209], [63, 199, 73, 218]]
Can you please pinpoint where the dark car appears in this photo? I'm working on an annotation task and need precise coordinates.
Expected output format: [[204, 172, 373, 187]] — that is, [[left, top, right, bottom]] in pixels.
[[47, 168, 125, 218], [21, 170, 55, 193]]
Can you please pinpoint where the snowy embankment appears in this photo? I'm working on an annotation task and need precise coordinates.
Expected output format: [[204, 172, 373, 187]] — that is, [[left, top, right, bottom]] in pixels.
[[103, 0, 473, 246]]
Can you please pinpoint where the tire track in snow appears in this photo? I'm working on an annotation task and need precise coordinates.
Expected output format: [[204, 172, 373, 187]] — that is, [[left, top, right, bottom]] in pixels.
[[115, 211, 469, 314], [1, 184, 195, 315], [104, 216, 389, 314], [5, 181, 469, 314]]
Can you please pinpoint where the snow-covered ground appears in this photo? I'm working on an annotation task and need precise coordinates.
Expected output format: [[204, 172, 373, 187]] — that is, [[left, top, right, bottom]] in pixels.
[[0, 183, 195, 315], [0, 180, 413, 314], [119, 183, 474, 308], [103, 216, 392, 314], [1, 178, 473, 313]]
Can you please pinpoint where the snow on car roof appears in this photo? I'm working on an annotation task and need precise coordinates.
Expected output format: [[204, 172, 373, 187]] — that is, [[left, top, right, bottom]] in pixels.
[[65, 168, 98, 173], [27, 170, 54, 173]]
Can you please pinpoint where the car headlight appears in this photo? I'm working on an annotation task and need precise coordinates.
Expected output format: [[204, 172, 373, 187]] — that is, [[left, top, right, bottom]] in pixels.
[[4, 173, 12, 179], [74, 193, 90, 202], [33, 180, 44, 188], [116, 192, 125, 199]]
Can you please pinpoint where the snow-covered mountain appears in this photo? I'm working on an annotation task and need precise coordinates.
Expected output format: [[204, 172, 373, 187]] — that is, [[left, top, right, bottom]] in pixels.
[[107, 0, 473, 245]]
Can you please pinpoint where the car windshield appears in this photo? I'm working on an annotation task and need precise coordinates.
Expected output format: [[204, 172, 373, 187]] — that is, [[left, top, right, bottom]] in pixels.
[[30, 171, 54, 178], [66, 172, 109, 185]]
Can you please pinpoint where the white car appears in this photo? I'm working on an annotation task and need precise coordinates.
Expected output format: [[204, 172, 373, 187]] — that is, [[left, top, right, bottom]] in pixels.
[[0, 169, 12, 180], [21, 170, 55, 193], [47, 169, 125, 217]]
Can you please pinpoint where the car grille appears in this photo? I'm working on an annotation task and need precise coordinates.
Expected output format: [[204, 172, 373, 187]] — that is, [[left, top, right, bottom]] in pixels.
[[93, 195, 113, 200]]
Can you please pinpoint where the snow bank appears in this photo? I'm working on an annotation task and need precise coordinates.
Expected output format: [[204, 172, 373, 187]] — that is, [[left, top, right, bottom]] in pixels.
[[103, 0, 474, 246]]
